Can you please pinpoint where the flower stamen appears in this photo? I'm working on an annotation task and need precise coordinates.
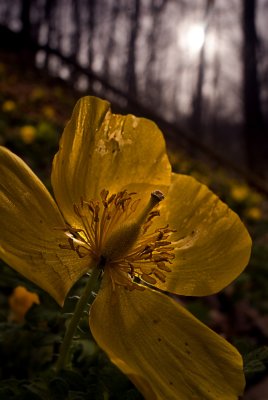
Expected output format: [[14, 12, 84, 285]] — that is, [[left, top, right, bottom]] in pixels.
[[63, 189, 176, 291]]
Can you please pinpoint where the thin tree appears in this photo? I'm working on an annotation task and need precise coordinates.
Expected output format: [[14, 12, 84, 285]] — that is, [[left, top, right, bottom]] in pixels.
[[43, 0, 58, 70], [88, 0, 96, 74], [20, 0, 32, 46], [102, 3, 120, 82], [190, 0, 214, 135], [144, 0, 166, 110], [242, 0, 267, 175], [125, 0, 140, 100], [70, 0, 80, 60]]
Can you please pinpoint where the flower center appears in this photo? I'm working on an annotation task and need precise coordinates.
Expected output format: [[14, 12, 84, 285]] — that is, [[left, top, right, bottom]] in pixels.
[[62, 189, 175, 290]]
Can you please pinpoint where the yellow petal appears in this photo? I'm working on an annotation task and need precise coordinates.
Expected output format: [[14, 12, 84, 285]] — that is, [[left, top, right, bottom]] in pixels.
[[0, 147, 91, 305], [51, 96, 171, 227], [154, 173, 252, 296], [90, 279, 245, 400]]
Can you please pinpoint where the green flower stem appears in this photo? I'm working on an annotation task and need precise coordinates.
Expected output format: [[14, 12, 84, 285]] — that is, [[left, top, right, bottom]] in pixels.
[[55, 264, 102, 373]]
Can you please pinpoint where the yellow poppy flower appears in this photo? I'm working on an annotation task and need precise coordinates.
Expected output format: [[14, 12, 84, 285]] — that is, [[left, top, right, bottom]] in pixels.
[[2, 99, 16, 112], [19, 125, 37, 144], [0, 96, 251, 399], [245, 206, 262, 221], [230, 184, 249, 202], [8, 285, 40, 323]]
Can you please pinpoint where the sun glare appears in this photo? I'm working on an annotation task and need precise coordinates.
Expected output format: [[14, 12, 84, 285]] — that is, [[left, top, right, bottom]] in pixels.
[[185, 24, 205, 53]]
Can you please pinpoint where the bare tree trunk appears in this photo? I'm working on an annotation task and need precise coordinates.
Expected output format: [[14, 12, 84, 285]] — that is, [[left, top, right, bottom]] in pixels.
[[102, 4, 120, 81], [43, 0, 57, 70], [68, 0, 81, 87], [145, 0, 166, 109], [190, 0, 214, 134], [20, 0, 36, 66], [125, 0, 140, 99], [20, 0, 32, 45], [88, 0, 96, 73], [242, 0, 267, 176], [71, 0, 80, 60]]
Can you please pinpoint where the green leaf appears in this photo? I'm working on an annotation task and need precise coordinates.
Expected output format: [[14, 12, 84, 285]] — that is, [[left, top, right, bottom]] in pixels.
[[244, 346, 268, 377]]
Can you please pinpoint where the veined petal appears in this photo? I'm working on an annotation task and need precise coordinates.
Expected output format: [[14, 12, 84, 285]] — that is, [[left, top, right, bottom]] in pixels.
[[0, 147, 91, 305], [154, 173, 252, 296], [90, 279, 245, 400], [51, 96, 171, 227]]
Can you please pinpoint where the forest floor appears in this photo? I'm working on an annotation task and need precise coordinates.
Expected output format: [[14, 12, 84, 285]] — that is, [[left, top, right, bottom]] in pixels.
[[1, 50, 268, 400]]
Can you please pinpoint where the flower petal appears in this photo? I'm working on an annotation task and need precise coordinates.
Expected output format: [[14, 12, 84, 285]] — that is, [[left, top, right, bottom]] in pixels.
[[0, 147, 91, 305], [51, 96, 171, 227], [154, 173, 252, 296], [90, 279, 245, 400]]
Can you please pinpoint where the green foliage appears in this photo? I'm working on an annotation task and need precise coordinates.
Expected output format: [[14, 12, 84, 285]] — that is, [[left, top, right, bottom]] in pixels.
[[244, 346, 268, 378], [0, 285, 142, 399]]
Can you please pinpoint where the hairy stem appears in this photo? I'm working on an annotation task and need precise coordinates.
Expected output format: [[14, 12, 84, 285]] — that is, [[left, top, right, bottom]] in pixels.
[[55, 263, 102, 373]]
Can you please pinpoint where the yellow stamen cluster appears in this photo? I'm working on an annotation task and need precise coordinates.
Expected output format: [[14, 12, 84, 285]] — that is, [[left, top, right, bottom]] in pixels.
[[62, 190, 175, 290]]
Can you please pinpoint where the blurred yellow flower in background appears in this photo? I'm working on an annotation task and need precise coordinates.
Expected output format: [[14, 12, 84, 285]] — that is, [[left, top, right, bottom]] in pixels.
[[245, 206, 262, 221], [30, 87, 46, 101], [2, 100, 16, 112], [231, 184, 250, 202], [42, 105, 55, 119], [8, 286, 40, 323], [19, 125, 37, 144], [0, 96, 252, 399]]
